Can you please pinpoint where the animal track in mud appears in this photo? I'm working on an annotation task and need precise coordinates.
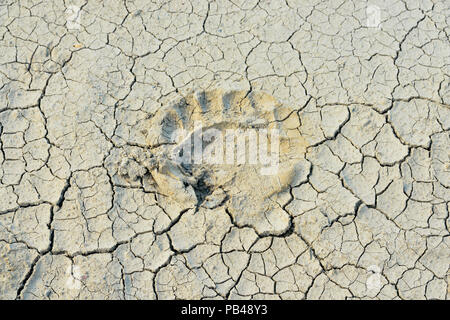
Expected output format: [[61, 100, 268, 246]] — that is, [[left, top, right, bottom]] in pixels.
[[119, 90, 311, 235]]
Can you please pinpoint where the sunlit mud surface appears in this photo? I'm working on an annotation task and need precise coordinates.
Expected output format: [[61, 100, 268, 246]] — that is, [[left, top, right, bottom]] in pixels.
[[0, 0, 448, 300]]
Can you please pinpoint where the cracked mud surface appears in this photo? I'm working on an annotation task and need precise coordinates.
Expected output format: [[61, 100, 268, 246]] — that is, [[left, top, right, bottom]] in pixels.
[[0, 0, 449, 300]]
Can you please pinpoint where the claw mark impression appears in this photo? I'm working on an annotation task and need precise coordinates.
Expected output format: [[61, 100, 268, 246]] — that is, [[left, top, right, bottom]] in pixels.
[[119, 90, 310, 235]]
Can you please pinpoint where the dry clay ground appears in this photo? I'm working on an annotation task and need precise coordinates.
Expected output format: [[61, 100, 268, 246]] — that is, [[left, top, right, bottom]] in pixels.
[[0, 0, 449, 300]]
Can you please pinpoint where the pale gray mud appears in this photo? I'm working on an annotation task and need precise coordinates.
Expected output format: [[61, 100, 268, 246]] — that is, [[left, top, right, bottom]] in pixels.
[[0, 0, 448, 300]]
